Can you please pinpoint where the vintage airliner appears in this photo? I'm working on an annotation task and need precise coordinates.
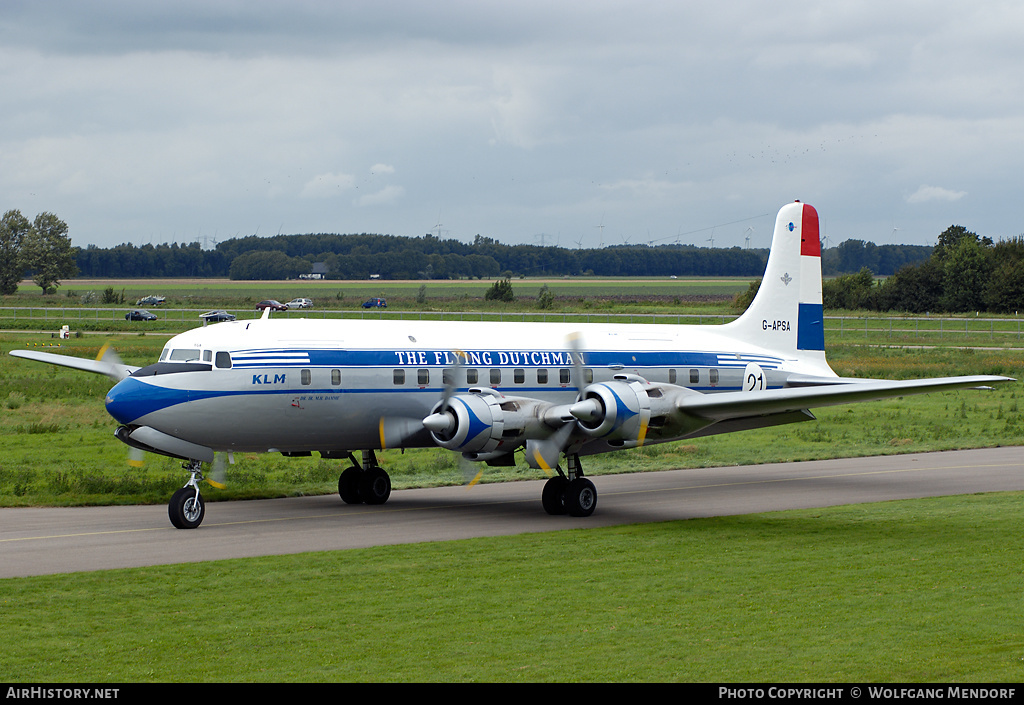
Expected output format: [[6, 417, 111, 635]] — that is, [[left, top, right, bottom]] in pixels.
[[11, 201, 1013, 528]]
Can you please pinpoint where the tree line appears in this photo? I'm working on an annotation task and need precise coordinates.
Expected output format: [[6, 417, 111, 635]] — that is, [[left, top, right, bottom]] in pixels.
[[67, 230, 933, 281], [11, 206, 1022, 315], [822, 225, 1024, 313]]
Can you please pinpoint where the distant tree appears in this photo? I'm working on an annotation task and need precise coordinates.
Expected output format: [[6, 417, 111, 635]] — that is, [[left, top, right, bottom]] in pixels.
[[0, 209, 31, 294], [20, 212, 77, 294], [822, 268, 876, 310], [939, 236, 992, 312], [875, 259, 943, 313], [536, 283, 554, 310], [983, 237, 1024, 313], [485, 277, 515, 302], [732, 278, 760, 311]]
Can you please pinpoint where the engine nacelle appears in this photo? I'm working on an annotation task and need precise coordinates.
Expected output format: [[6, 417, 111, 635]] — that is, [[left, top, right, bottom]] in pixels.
[[424, 389, 558, 454], [572, 375, 693, 445]]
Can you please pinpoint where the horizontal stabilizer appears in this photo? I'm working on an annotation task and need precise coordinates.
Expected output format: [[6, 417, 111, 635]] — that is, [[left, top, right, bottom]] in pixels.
[[679, 375, 1014, 422]]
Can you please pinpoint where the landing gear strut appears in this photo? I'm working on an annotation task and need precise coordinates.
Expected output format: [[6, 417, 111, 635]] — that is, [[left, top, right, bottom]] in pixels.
[[169, 459, 206, 529], [542, 454, 597, 517], [338, 450, 392, 506]]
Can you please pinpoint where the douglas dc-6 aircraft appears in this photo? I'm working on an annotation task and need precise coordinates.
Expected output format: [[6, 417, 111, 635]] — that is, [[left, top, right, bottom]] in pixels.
[[11, 201, 1014, 528]]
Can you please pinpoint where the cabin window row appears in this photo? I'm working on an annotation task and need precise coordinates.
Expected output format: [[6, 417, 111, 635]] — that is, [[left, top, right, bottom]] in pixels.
[[389, 368, 720, 386], [667, 368, 719, 385], [392, 368, 591, 386]]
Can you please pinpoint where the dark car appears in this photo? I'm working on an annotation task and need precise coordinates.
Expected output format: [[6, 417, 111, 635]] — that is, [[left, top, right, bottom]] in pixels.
[[362, 297, 387, 308], [136, 295, 166, 306], [126, 309, 157, 321], [255, 300, 288, 311], [199, 310, 236, 323]]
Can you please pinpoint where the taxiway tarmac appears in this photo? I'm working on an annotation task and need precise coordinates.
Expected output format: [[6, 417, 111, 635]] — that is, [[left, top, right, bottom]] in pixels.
[[2, 446, 1022, 578]]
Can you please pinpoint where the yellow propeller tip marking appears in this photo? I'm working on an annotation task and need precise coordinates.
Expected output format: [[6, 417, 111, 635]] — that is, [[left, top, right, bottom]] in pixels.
[[532, 449, 555, 476], [127, 460, 144, 468], [378, 418, 387, 450], [206, 479, 227, 489], [96, 343, 111, 361], [466, 470, 483, 489]]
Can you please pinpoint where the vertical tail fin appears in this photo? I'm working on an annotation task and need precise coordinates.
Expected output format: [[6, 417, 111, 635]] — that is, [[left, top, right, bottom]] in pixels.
[[726, 201, 831, 372]]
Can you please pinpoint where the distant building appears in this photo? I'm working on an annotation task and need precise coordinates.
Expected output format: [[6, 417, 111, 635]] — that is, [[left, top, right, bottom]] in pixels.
[[300, 262, 329, 280]]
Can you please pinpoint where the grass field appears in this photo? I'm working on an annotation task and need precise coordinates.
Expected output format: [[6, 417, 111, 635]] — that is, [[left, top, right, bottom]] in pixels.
[[2, 332, 1022, 507], [2, 288, 1023, 682], [2, 493, 1022, 682]]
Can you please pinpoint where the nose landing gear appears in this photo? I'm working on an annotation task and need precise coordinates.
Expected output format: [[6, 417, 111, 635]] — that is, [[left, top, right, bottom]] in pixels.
[[169, 460, 206, 529]]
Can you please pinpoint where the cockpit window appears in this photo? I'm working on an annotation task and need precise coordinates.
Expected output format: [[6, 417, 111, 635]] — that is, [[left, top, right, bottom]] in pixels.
[[215, 352, 232, 369], [168, 349, 201, 362]]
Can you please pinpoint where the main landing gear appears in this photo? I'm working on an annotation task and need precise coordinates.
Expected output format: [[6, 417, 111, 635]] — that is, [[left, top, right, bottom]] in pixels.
[[541, 454, 597, 517], [169, 459, 206, 529], [337, 450, 392, 506]]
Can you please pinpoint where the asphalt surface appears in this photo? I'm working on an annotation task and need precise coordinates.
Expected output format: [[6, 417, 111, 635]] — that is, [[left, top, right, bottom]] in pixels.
[[2, 446, 1022, 578]]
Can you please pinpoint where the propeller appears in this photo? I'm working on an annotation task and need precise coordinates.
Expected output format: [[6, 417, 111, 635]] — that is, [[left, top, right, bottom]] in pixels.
[[378, 349, 466, 451], [206, 452, 228, 489], [95, 342, 135, 382]]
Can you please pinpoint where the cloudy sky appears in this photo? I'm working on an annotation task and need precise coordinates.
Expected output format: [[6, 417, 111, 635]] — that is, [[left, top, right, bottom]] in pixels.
[[2, 1, 1022, 252]]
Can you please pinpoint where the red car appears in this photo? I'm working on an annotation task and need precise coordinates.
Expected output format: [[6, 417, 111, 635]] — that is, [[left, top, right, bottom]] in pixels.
[[255, 300, 288, 311]]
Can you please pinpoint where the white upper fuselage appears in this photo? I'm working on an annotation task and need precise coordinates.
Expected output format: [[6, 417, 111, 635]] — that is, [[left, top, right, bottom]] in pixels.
[[103, 315, 812, 454]]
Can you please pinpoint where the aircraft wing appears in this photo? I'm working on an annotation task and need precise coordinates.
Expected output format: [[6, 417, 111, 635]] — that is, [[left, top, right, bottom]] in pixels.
[[679, 375, 1014, 422], [9, 348, 138, 382]]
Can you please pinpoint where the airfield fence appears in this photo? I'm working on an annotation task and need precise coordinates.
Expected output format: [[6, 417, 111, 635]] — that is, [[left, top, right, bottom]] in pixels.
[[1, 306, 1023, 347]]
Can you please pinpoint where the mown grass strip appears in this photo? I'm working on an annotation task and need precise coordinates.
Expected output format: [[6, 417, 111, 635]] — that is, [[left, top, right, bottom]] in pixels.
[[1, 492, 1022, 682]]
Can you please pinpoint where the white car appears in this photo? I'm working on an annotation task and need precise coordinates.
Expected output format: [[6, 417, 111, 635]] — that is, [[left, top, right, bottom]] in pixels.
[[285, 298, 313, 309]]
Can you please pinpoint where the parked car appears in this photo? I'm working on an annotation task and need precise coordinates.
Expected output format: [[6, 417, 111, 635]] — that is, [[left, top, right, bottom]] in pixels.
[[136, 295, 166, 306], [255, 300, 288, 311], [199, 310, 236, 322], [286, 298, 313, 309], [126, 309, 157, 321], [362, 297, 387, 308]]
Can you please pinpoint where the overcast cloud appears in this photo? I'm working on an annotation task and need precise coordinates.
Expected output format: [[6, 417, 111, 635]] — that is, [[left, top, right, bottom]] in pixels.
[[2, 1, 1022, 252]]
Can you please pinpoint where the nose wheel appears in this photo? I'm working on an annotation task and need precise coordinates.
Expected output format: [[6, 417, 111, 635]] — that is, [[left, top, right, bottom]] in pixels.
[[169, 460, 206, 529]]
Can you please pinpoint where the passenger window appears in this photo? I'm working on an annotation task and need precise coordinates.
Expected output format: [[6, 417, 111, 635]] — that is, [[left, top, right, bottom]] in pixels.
[[301, 369, 311, 385], [537, 369, 548, 384], [215, 352, 232, 369], [559, 368, 570, 385], [332, 369, 341, 386], [418, 369, 429, 386], [393, 369, 405, 385], [467, 368, 478, 385], [585, 369, 593, 384], [669, 368, 676, 384], [689, 369, 699, 384], [514, 369, 525, 384], [489, 369, 501, 385], [710, 369, 719, 385]]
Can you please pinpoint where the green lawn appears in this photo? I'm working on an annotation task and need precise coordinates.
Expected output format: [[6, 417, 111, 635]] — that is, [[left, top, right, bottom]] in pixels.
[[2, 493, 1021, 682]]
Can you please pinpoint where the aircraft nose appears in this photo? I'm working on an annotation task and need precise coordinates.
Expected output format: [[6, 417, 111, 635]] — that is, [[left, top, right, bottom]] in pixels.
[[105, 376, 192, 425], [105, 377, 142, 424]]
